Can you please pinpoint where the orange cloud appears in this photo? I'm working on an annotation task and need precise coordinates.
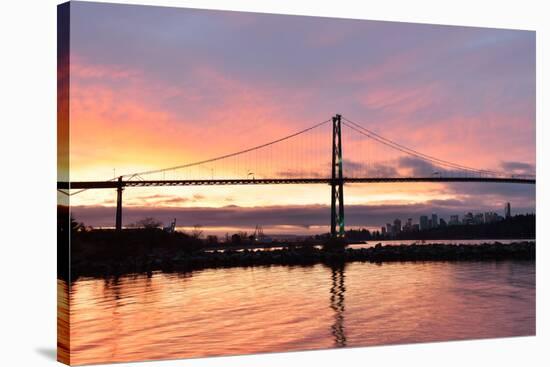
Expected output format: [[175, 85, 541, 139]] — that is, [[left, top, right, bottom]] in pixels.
[[67, 53, 533, 215]]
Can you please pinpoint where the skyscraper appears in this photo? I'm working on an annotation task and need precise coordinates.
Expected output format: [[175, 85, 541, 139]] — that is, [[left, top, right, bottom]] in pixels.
[[393, 218, 402, 233], [505, 202, 511, 219], [419, 216, 429, 231], [449, 215, 460, 226], [463, 212, 474, 225], [431, 213, 438, 228], [484, 212, 498, 223], [474, 213, 484, 224]]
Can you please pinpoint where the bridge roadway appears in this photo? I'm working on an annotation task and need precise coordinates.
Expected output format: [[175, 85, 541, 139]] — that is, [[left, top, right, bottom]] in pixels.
[[58, 176, 535, 190]]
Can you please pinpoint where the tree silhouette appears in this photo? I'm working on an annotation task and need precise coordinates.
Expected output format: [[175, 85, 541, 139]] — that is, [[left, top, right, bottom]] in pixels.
[[130, 217, 162, 229], [191, 225, 204, 239]]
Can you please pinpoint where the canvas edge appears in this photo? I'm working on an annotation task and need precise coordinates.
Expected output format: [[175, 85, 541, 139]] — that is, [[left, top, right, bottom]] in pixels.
[[57, 1, 71, 365]]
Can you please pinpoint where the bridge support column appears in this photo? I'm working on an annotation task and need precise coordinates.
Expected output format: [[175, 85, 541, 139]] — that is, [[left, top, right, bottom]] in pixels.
[[115, 176, 123, 231], [331, 114, 345, 238]]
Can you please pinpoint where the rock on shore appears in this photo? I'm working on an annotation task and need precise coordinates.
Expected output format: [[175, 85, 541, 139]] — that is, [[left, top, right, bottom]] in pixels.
[[67, 241, 535, 281]]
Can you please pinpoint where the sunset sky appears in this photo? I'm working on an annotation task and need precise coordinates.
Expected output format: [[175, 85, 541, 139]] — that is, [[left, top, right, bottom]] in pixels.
[[65, 2, 535, 234]]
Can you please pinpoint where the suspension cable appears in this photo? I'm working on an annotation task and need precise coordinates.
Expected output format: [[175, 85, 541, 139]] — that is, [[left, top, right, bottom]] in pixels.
[[342, 117, 509, 177], [118, 119, 331, 179]]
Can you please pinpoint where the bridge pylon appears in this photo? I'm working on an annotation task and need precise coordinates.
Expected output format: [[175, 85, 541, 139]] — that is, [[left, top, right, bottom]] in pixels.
[[330, 114, 345, 238], [115, 176, 123, 231]]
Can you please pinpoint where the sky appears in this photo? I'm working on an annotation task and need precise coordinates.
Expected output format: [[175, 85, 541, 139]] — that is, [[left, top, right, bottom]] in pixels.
[[63, 1, 536, 235]]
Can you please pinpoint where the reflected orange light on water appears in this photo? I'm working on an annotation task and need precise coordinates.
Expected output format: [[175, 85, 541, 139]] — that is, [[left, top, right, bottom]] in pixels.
[[65, 261, 535, 365]]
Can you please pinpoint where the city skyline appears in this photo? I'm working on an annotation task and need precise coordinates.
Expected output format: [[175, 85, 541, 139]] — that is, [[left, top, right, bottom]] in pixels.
[[74, 200, 532, 236], [381, 201, 522, 236]]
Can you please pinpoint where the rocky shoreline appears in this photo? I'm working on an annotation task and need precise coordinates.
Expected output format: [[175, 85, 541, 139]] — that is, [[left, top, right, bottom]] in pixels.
[[65, 241, 535, 281]]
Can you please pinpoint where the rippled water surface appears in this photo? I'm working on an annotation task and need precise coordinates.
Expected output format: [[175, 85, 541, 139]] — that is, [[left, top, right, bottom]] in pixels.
[[65, 260, 535, 365]]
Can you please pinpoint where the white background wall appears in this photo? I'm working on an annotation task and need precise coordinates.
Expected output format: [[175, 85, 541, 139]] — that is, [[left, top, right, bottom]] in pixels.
[[0, 0, 547, 366]]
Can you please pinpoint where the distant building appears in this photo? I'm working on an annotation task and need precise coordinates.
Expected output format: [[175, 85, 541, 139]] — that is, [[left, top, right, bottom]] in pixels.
[[412, 224, 420, 232], [431, 213, 438, 228], [463, 212, 474, 225], [474, 213, 484, 225], [386, 223, 393, 235], [403, 218, 413, 232], [484, 212, 499, 224], [420, 216, 429, 231], [505, 202, 511, 218], [449, 215, 460, 226], [381, 226, 386, 235], [439, 218, 447, 227], [393, 218, 402, 234]]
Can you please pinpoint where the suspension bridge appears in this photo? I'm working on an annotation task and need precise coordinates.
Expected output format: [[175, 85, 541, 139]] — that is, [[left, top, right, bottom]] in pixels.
[[58, 115, 535, 238]]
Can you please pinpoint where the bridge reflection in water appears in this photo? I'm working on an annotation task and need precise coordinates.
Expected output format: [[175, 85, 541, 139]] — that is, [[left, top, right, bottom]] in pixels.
[[329, 264, 347, 347]]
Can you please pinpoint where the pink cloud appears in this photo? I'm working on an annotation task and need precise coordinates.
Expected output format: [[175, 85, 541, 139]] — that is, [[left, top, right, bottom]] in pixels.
[[69, 55, 331, 180]]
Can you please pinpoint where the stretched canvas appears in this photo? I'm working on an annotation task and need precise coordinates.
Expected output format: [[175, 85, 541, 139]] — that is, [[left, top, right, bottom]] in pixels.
[[57, 1, 536, 365]]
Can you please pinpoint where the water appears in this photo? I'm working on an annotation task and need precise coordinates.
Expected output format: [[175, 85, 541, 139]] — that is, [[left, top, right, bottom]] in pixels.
[[62, 260, 535, 365]]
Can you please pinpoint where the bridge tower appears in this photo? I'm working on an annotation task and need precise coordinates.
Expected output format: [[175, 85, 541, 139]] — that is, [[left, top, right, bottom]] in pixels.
[[330, 114, 345, 238], [115, 176, 123, 231]]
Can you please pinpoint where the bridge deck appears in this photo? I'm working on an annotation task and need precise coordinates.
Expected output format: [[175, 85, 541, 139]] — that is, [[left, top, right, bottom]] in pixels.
[[58, 177, 535, 190]]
